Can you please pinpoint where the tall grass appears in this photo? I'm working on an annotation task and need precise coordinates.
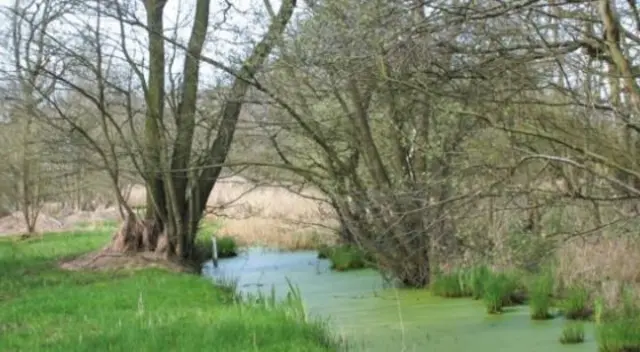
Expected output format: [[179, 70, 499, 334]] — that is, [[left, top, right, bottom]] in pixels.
[[596, 289, 640, 352], [528, 271, 554, 320], [483, 272, 519, 314], [323, 245, 369, 271], [469, 265, 491, 300], [562, 285, 592, 320], [559, 323, 585, 344], [430, 266, 491, 299], [430, 270, 469, 298]]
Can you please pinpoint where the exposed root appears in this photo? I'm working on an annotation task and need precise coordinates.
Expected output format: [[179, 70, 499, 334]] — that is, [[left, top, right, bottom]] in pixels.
[[110, 215, 164, 253], [59, 215, 197, 273], [59, 248, 196, 273]]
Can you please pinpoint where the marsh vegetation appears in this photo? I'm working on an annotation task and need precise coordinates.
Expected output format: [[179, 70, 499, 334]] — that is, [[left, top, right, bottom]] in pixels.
[[0, 0, 640, 350]]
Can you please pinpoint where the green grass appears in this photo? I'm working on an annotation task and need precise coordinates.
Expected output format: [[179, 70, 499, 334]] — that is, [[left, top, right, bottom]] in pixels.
[[317, 244, 332, 259], [597, 318, 640, 352], [468, 265, 491, 300], [596, 291, 640, 352], [528, 271, 554, 320], [323, 245, 368, 271], [195, 234, 238, 259], [430, 266, 492, 299], [430, 266, 524, 310], [431, 271, 469, 298], [0, 230, 342, 351], [482, 272, 519, 314], [559, 322, 585, 344], [193, 222, 238, 264], [562, 285, 592, 320], [430, 269, 474, 298]]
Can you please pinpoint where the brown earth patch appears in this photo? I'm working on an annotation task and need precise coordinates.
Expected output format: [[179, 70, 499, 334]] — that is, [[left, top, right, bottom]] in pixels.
[[59, 248, 196, 274]]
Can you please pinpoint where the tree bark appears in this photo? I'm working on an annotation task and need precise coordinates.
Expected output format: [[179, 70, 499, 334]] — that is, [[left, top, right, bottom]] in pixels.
[[109, 0, 297, 263]]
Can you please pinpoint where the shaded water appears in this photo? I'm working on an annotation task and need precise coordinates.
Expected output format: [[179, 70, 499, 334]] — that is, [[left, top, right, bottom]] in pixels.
[[202, 247, 598, 351]]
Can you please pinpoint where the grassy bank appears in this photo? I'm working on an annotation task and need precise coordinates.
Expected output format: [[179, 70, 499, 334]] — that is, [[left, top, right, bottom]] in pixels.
[[0, 230, 340, 352]]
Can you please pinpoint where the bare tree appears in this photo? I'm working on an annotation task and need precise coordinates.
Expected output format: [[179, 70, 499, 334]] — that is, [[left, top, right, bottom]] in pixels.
[[6, 0, 296, 264], [0, 0, 69, 233]]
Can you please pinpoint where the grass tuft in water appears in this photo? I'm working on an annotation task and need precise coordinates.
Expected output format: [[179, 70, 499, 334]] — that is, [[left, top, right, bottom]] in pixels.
[[529, 271, 554, 320], [431, 271, 468, 298], [483, 272, 519, 314], [596, 290, 640, 352], [216, 236, 239, 258], [325, 245, 368, 271], [317, 244, 332, 259], [468, 265, 491, 300], [562, 285, 592, 320], [431, 266, 492, 299], [559, 322, 585, 344]]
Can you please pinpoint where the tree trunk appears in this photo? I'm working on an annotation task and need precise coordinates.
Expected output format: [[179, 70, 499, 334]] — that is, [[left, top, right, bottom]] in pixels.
[[108, 0, 297, 264]]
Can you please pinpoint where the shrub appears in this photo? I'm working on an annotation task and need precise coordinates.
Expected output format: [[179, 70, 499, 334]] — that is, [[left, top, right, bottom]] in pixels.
[[483, 272, 519, 314], [562, 285, 592, 320], [326, 245, 367, 271], [529, 271, 554, 320], [559, 323, 585, 344]]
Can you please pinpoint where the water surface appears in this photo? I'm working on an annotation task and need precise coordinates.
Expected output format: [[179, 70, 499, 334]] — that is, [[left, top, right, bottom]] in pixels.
[[203, 247, 597, 351]]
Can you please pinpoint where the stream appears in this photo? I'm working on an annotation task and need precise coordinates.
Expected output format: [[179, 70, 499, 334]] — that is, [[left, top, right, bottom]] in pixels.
[[202, 247, 598, 351]]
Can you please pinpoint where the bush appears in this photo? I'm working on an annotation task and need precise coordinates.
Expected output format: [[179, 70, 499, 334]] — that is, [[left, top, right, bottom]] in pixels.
[[326, 245, 367, 271], [483, 272, 519, 314], [559, 323, 585, 344], [529, 271, 554, 320], [562, 285, 592, 320]]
